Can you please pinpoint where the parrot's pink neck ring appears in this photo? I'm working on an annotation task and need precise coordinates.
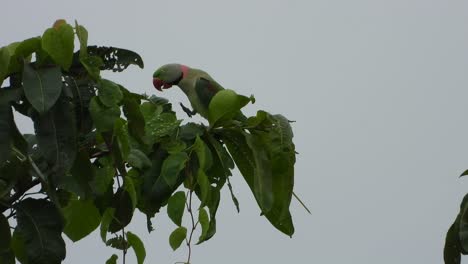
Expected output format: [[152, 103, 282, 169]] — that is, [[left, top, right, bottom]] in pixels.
[[180, 65, 189, 78]]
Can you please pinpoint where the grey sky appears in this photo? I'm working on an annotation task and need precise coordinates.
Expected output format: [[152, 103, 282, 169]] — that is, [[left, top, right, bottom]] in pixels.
[[2, 0, 468, 263]]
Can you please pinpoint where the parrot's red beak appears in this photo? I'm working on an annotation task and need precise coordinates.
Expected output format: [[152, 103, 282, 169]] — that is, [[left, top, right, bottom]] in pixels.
[[153, 78, 164, 91], [153, 78, 173, 91]]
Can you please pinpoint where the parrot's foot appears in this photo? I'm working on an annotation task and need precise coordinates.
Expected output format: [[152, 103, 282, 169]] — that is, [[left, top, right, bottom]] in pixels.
[[180, 103, 197, 118]]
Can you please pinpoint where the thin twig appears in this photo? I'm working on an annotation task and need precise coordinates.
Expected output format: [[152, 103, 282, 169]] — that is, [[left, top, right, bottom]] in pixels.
[[292, 192, 311, 214], [184, 190, 199, 264], [115, 175, 127, 264]]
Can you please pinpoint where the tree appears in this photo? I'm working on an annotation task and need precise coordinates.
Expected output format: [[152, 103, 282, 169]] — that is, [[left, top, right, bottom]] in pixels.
[[0, 20, 300, 264]]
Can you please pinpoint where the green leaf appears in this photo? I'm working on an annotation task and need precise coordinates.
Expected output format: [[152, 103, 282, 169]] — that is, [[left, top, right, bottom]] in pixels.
[[208, 89, 251, 127], [115, 119, 130, 160], [98, 79, 123, 107], [169, 227, 187, 251], [460, 169, 468, 177], [87, 46, 144, 72], [80, 55, 103, 80], [91, 165, 115, 195], [8, 37, 42, 74], [11, 231, 27, 264], [0, 212, 11, 252], [179, 123, 204, 141], [100, 208, 115, 242], [124, 176, 137, 210], [122, 92, 145, 140], [161, 152, 188, 188], [106, 236, 129, 250], [108, 188, 134, 233], [34, 95, 77, 179], [193, 136, 212, 170], [197, 170, 210, 207], [245, 132, 274, 213], [63, 199, 101, 242], [197, 208, 209, 244], [127, 149, 152, 169], [89, 97, 120, 132], [105, 254, 118, 264], [0, 47, 11, 85], [15, 198, 65, 264], [126, 231, 146, 264], [167, 191, 186, 226], [22, 64, 62, 114], [75, 21, 88, 57], [42, 22, 74, 70], [67, 150, 94, 198], [0, 104, 12, 166], [145, 112, 181, 143]]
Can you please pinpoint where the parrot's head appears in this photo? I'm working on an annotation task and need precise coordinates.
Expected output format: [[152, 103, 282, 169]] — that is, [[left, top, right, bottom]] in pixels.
[[152, 63, 189, 91]]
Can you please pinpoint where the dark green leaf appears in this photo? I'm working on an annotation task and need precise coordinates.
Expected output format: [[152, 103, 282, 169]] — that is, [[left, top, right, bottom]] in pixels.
[[100, 208, 115, 242], [127, 149, 151, 170], [89, 97, 120, 132], [87, 46, 144, 72], [122, 93, 145, 140], [108, 188, 134, 233], [197, 208, 209, 244], [42, 22, 74, 70], [124, 177, 137, 210], [0, 212, 11, 252], [22, 64, 62, 114], [115, 119, 130, 160], [208, 89, 251, 127], [98, 79, 123, 107], [0, 104, 12, 166], [34, 95, 77, 180], [161, 152, 188, 188], [79, 55, 103, 80], [11, 231, 27, 264], [193, 136, 212, 170], [126, 231, 146, 264], [0, 47, 10, 84], [15, 198, 65, 264], [169, 227, 187, 251], [106, 236, 129, 250], [197, 170, 210, 208], [460, 169, 468, 177], [167, 191, 186, 226], [179, 123, 204, 141], [67, 150, 94, 198], [63, 199, 101, 242], [105, 254, 118, 264], [91, 165, 115, 195], [445, 221, 462, 264]]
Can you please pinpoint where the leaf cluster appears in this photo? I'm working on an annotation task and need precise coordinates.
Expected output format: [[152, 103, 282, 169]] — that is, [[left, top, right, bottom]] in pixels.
[[0, 20, 299, 264]]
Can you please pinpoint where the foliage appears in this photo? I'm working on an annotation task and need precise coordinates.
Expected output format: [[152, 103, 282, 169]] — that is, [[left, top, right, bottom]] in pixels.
[[0, 20, 299, 264]]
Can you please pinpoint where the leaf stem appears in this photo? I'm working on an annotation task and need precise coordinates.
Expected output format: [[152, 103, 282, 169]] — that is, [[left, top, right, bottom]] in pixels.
[[292, 192, 311, 214], [185, 190, 199, 264]]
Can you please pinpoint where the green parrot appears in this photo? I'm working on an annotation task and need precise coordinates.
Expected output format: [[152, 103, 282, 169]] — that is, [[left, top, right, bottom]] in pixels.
[[152, 63, 226, 119]]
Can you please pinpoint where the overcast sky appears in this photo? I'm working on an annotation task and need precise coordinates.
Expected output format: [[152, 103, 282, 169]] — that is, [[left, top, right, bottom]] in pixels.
[[2, 1, 468, 263]]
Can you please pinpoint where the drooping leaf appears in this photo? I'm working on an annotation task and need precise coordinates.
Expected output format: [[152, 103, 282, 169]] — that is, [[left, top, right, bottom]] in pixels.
[[169, 227, 187, 251], [124, 177, 137, 210], [8, 37, 42, 74], [445, 217, 462, 264], [15, 198, 65, 264], [100, 208, 115, 243], [67, 150, 94, 198], [208, 89, 252, 127], [197, 208, 209, 244], [122, 91, 145, 140], [42, 22, 74, 70], [114, 119, 130, 160], [161, 152, 188, 188], [63, 199, 101, 242], [0, 104, 12, 166], [22, 64, 62, 114], [91, 165, 115, 195], [167, 191, 186, 226], [98, 79, 123, 107], [0, 212, 11, 252], [197, 170, 210, 208], [108, 188, 134, 233], [10, 230, 27, 264], [105, 254, 118, 264], [34, 94, 77, 181], [126, 231, 146, 264], [89, 97, 120, 132], [127, 149, 152, 170]]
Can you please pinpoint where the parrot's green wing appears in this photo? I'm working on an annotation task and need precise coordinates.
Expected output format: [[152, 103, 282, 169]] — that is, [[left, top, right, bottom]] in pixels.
[[194, 77, 223, 110]]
